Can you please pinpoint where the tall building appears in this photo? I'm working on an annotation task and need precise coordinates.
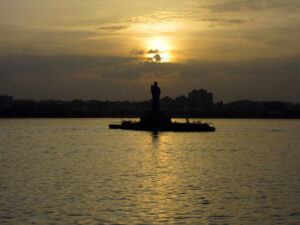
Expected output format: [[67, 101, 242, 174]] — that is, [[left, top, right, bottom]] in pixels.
[[188, 89, 213, 110], [0, 95, 13, 103], [0, 95, 13, 109]]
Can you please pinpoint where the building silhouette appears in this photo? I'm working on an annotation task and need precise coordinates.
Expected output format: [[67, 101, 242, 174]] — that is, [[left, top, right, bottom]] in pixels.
[[1, 91, 300, 118], [187, 89, 213, 111]]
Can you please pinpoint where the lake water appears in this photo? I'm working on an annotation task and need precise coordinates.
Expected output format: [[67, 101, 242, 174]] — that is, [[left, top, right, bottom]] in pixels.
[[0, 119, 300, 225]]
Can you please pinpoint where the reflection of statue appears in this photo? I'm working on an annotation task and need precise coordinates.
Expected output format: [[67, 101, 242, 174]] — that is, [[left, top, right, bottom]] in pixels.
[[151, 81, 160, 112], [151, 131, 159, 144]]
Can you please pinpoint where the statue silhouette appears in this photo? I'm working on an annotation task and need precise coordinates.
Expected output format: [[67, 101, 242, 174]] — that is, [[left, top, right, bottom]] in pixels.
[[151, 81, 160, 112], [109, 81, 215, 132]]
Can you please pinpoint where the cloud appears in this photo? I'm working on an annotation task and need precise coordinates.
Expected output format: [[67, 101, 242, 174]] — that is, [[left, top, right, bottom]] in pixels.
[[1, 54, 299, 81], [153, 54, 162, 62], [147, 49, 161, 54], [131, 49, 145, 55], [98, 25, 128, 32], [1, 54, 300, 102], [0, 54, 136, 77], [201, 18, 246, 25], [199, 0, 300, 12], [0, 25, 105, 55]]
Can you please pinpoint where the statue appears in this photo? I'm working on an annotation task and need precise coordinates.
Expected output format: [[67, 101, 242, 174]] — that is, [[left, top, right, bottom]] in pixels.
[[140, 81, 169, 125], [151, 81, 160, 112], [109, 81, 215, 132]]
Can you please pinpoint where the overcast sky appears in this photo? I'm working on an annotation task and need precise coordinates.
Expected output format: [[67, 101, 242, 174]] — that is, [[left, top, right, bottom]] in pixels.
[[0, 0, 300, 102]]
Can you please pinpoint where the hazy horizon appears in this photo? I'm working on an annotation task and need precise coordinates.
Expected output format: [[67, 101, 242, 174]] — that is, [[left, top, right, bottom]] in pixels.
[[2, 85, 300, 104]]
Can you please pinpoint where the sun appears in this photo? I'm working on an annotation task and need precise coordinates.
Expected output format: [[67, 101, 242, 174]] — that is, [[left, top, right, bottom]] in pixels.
[[146, 37, 171, 63]]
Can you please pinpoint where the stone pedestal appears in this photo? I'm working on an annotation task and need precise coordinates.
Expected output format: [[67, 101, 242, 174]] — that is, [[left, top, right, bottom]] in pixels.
[[140, 110, 171, 125]]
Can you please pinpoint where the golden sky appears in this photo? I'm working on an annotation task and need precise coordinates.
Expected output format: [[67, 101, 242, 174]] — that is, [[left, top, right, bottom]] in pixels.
[[1, 0, 300, 101]]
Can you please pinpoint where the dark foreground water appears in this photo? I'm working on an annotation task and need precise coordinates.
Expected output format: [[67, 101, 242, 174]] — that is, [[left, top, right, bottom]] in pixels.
[[0, 119, 300, 225]]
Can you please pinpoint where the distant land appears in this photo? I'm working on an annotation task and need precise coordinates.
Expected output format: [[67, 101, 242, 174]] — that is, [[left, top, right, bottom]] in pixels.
[[1, 89, 300, 118]]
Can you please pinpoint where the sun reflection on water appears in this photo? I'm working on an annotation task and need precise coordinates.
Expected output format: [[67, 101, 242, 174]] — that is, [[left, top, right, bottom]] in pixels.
[[2, 119, 300, 224]]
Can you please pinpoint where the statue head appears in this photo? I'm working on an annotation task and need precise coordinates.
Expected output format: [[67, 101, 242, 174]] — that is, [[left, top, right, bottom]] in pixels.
[[154, 81, 158, 87]]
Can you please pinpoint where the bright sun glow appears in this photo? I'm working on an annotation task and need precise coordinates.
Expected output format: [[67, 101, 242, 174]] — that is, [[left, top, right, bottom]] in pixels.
[[146, 37, 171, 62]]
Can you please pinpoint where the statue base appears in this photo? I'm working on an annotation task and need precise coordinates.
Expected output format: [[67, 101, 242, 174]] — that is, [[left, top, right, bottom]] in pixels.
[[140, 110, 171, 125]]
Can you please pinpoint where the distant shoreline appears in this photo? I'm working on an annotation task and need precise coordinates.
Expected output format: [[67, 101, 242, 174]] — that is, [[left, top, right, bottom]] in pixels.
[[1, 116, 300, 119], [1, 90, 300, 119]]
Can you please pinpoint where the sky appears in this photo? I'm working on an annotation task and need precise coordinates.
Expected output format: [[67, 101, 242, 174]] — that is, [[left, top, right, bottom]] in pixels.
[[0, 0, 300, 102]]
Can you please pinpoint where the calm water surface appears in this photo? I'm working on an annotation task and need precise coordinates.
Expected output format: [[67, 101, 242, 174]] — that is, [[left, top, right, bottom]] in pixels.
[[0, 119, 300, 225]]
